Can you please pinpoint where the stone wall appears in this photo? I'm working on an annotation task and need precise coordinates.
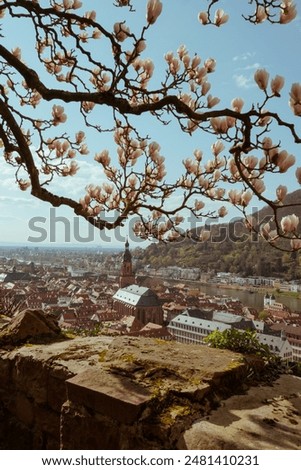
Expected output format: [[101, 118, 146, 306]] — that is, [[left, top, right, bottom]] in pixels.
[[1, 335, 301, 450], [0, 335, 250, 449]]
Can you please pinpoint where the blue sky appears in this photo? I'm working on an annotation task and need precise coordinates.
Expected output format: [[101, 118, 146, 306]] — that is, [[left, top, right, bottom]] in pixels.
[[0, 0, 300, 247]]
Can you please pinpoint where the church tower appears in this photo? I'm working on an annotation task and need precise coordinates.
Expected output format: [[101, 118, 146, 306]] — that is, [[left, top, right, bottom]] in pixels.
[[119, 239, 135, 288]]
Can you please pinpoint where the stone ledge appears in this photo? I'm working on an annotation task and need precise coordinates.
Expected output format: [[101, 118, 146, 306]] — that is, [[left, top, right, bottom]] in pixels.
[[66, 369, 152, 424]]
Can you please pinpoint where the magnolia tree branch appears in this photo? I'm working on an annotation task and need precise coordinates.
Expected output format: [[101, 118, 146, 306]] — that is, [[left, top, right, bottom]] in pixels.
[[0, 0, 300, 250]]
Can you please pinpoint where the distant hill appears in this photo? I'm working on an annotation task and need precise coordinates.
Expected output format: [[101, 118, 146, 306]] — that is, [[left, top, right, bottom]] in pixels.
[[136, 190, 301, 280]]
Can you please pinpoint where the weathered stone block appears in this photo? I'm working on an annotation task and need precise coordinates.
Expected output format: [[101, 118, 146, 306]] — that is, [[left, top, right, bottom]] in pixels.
[[66, 369, 152, 424]]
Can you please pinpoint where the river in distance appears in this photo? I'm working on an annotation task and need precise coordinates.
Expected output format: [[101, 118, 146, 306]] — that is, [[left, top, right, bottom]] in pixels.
[[198, 283, 301, 313]]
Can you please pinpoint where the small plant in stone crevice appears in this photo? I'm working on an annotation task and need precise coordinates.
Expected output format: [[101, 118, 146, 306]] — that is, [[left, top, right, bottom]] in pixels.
[[205, 329, 271, 358], [204, 329, 284, 382]]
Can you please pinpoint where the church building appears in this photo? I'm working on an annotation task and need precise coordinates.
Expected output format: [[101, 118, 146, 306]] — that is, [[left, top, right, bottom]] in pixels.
[[112, 241, 163, 325]]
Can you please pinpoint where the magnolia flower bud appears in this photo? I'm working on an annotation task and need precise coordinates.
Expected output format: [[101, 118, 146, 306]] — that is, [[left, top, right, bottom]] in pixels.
[[204, 58, 216, 73], [191, 55, 201, 69], [241, 190, 252, 207], [211, 140, 224, 156], [18, 179, 31, 191], [253, 178, 266, 194], [296, 167, 301, 184], [200, 230, 210, 242], [228, 189, 242, 205], [146, 0, 162, 25], [277, 151, 295, 173], [194, 149, 203, 161], [207, 94, 220, 108], [194, 200, 205, 211], [289, 83, 301, 116], [231, 97, 244, 113], [271, 75, 285, 96], [254, 68, 269, 91], [218, 206, 228, 217], [276, 185, 288, 201], [198, 11, 208, 25]]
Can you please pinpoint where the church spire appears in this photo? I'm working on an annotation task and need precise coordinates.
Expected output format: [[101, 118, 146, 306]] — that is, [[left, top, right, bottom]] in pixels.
[[119, 239, 135, 288]]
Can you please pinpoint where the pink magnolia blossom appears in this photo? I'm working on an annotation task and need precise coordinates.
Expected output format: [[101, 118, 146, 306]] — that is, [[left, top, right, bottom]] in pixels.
[[182, 54, 190, 69], [276, 185, 288, 201], [295, 167, 301, 184], [62, 161, 78, 176], [84, 10, 96, 20], [218, 206, 227, 217], [213, 169, 221, 181], [254, 68, 269, 91], [198, 11, 208, 25], [204, 58, 216, 73], [72, 0, 82, 9], [243, 155, 258, 170], [12, 47, 21, 60], [255, 6, 268, 23], [211, 140, 224, 156], [146, 0, 163, 25], [201, 81, 211, 95], [281, 214, 299, 233], [114, 22, 130, 42], [214, 9, 229, 27], [191, 55, 201, 69], [92, 29, 102, 39], [207, 94, 220, 108], [241, 190, 252, 207], [215, 188, 225, 199], [93, 205, 102, 216], [169, 57, 180, 75], [194, 200, 205, 211], [231, 97, 244, 113], [52, 105, 67, 125], [271, 75, 285, 96], [260, 222, 271, 239], [136, 39, 146, 53], [200, 230, 211, 242], [183, 158, 198, 174], [228, 189, 242, 205], [198, 176, 209, 189], [289, 83, 301, 116], [177, 45, 188, 60], [75, 130, 85, 144], [280, 1, 297, 24], [276, 151, 295, 173], [79, 144, 89, 155], [94, 150, 111, 166], [252, 178, 266, 194], [194, 149, 203, 161], [18, 179, 31, 191], [258, 109, 271, 127], [210, 117, 229, 134]]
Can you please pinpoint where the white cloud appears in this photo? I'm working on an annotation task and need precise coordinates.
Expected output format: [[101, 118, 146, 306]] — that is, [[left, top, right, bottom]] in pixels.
[[233, 52, 256, 62], [233, 74, 255, 89], [241, 62, 260, 71]]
